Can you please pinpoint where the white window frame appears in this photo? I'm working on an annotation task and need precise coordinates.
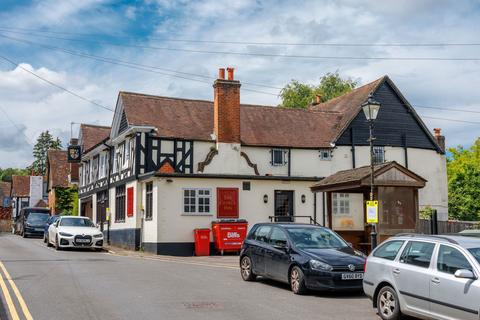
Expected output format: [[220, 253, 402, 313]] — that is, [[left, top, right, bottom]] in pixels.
[[99, 153, 106, 179], [182, 188, 213, 215], [123, 139, 130, 170], [319, 149, 332, 160], [332, 193, 350, 215], [271, 148, 287, 166]]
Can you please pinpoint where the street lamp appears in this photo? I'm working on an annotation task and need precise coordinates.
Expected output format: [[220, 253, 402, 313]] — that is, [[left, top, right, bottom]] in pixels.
[[361, 93, 381, 250]]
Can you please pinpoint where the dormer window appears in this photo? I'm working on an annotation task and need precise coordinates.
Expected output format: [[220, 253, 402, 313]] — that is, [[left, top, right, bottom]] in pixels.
[[319, 149, 332, 160], [271, 148, 287, 166]]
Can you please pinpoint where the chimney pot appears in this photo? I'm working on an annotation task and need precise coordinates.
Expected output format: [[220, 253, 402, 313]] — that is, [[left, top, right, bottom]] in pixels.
[[315, 95, 322, 104], [227, 67, 234, 81], [434, 128, 441, 137], [218, 68, 225, 80]]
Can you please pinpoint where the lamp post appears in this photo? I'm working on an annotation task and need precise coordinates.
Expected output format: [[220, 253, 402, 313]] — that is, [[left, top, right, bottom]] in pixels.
[[361, 93, 381, 250]]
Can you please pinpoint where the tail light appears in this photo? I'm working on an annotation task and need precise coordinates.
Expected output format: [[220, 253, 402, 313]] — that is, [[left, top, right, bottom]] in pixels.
[[363, 257, 368, 273]]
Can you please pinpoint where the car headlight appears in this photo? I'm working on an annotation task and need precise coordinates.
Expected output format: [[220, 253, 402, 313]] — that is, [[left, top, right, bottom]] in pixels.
[[59, 232, 73, 237], [309, 259, 333, 271], [93, 233, 103, 238]]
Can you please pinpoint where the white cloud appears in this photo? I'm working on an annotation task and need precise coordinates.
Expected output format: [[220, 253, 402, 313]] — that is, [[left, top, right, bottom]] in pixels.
[[0, 0, 479, 168]]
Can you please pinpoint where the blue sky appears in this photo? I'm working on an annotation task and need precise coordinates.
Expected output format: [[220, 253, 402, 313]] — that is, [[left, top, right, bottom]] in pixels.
[[0, 0, 479, 167]]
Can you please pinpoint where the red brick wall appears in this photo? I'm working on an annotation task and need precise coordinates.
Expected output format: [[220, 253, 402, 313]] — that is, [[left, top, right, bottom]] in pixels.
[[214, 79, 241, 143], [0, 207, 11, 220]]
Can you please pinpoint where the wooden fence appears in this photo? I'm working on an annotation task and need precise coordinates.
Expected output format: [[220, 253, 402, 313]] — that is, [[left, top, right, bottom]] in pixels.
[[417, 219, 480, 234]]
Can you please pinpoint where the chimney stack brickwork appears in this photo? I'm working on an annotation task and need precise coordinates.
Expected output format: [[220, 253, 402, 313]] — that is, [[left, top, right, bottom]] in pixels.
[[433, 128, 446, 152], [213, 67, 241, 143]]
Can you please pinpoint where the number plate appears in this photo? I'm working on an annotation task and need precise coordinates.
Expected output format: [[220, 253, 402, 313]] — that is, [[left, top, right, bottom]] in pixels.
[[76, 238, 90, 243], [341, 273, 364, 280]]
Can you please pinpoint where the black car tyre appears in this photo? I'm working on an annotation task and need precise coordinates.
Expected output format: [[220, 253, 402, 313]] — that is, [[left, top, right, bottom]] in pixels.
[[55, 235, 61, 251], [46, 234, 52, 247], [377, 286, 402, 320], [290, 266, 307, 295], [240, 256, 256, 281]]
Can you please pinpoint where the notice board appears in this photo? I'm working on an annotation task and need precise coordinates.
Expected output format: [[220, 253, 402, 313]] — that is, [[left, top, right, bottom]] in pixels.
[[217, 188, 239, 218]]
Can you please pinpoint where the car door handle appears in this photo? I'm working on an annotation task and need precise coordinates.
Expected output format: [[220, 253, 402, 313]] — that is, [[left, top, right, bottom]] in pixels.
[[431, 277, 440, 284], [393, 268, 401, 275]]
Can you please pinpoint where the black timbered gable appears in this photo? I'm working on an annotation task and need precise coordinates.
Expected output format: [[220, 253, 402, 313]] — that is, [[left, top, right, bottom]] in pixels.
[[336, 81, 441, 152]]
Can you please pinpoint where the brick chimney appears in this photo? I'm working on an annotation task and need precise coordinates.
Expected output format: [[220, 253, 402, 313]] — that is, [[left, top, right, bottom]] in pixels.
[[433, 128, 445, 152], [213, 67, 241, 143]]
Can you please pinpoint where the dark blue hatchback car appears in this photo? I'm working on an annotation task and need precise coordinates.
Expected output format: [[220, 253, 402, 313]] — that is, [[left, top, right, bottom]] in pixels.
[[240, 223, 366, 294]]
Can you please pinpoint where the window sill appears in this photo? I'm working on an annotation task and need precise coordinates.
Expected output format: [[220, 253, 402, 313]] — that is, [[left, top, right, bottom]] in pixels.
[[145, 218, 153, 221], [114, 220, 125, 223], [181, 213, 213, 217]]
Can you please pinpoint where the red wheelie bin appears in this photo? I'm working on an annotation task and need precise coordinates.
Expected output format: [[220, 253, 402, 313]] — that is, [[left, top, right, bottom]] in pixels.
[[211, 219, 248, 255]]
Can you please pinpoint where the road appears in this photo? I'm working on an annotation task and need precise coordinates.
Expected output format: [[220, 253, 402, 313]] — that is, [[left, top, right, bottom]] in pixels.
[[0, 233, 376, 320]]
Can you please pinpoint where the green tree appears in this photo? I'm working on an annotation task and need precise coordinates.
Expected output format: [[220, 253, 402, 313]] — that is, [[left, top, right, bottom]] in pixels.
[[447, 138, 480, 221], [279, 71, 357, 108], [0, 167, 29, 182], [55, 186, 78, 215], [32, 131, 62, 176]]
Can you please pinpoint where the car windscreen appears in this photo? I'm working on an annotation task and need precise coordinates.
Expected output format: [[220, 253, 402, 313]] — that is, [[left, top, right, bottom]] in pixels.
[[285, 227, 348, 249], [59, 218, 95, 227], [468, 248, 480, 264], [26, 213, 49, 224]]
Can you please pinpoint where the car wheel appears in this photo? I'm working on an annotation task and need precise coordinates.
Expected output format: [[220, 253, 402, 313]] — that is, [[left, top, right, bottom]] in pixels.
[[290, 266, 307, 295], [377, 286, 402, 320], [46, 234, 52, 247], [240, 256, 256, 281], [55, 235, 61, 251]]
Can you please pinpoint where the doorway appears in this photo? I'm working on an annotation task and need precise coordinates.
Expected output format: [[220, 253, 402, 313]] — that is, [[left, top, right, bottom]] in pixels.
[[274, 190, 294, 222]]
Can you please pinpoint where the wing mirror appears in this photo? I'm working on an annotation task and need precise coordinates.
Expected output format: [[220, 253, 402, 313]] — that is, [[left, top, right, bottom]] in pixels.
[[454, 269, 476, 280], [273, 241, 289, 252]]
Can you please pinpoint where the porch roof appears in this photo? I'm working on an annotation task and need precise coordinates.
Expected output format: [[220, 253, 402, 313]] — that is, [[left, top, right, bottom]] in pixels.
[[310, 161, 427, 192]]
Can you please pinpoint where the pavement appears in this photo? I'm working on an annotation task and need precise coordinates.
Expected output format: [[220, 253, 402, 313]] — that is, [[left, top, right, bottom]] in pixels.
[[0, 233, 377, 320]]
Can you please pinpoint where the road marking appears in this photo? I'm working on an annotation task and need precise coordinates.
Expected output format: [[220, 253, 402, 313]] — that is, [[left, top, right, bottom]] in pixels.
[[0, 262, 20, 320], [107, 252, 239, 270], [0, 261, 33, 320]]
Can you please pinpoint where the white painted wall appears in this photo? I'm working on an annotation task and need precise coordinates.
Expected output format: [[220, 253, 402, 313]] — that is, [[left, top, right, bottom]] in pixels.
[[192, 141, 448, 221], [149, 177, 324, 243]]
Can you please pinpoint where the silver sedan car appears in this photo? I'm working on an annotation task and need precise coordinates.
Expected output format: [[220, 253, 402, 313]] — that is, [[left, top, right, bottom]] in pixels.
[[363, 234, 480, 320]]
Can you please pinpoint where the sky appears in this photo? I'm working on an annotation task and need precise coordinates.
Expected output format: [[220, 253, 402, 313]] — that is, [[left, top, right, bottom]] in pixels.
[[0, 0, 479, 168]]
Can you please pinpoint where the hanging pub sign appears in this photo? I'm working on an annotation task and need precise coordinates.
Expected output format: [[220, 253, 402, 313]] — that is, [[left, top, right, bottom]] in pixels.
[[67, 145, 82, 163]]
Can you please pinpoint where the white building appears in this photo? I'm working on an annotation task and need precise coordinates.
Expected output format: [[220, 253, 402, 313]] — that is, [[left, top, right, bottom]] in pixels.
[[78, 68, 447, 255]]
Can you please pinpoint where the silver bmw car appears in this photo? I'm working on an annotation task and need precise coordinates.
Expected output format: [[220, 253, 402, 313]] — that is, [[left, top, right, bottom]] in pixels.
[[363, 234, 480, 320]]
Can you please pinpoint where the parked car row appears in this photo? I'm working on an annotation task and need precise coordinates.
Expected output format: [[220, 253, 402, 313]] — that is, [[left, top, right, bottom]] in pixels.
[[240, 223, 480, 320], [13, 207, 104, 251]]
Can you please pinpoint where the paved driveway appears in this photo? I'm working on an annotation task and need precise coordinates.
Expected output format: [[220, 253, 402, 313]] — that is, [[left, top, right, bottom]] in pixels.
[[0, 233, 377, 320]]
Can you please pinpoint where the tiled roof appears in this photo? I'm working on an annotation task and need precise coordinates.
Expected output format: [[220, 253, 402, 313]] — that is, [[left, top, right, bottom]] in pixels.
[[11, 175, 30, 197], [80, 124, 111, 152], [311, 161, 427, 191], [0, 182, 11, 203], [309, 76, 385, 141], [312, 162, 392, 187], [120, 92, 345, 148], [47, 150, 69, 188]]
